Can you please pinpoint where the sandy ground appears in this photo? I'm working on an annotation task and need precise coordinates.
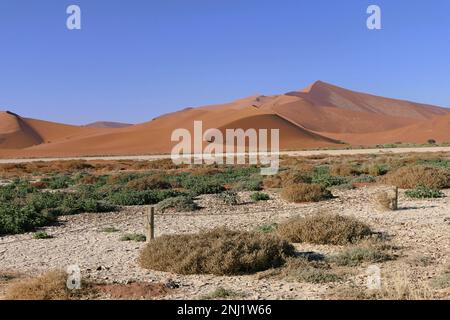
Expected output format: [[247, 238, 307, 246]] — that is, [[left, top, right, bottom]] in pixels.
[[1, 187, 449, 300], [1, 146, 450, 164]]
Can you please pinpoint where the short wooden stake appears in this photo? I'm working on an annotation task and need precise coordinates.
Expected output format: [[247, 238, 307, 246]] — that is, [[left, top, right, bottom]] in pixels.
[[393, 187, 399, 211], [145, 207, 155, 241]]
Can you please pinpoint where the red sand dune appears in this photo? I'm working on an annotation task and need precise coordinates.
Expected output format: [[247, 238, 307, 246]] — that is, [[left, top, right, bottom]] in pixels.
[[1, 81, 449, 158]]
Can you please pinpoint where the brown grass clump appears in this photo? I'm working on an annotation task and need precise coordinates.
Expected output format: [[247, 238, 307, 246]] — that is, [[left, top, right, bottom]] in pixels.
[[330, 163, 358, 177], [139, 228, 295, 276], [281, 183, 332, 203], [382, 165, 450, 189], [375, 189, 398, 211], [277, 213, 372, 245], [4, 271, 71, 300], [126, 174, 171, 190]]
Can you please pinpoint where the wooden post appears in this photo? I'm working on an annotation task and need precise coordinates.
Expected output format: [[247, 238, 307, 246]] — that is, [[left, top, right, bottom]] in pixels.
[[145, 207, 155, 241], [393, 187, 399, 211]]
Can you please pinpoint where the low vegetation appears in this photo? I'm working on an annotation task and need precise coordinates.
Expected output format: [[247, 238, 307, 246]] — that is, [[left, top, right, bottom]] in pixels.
[[119, 233, 147, 242], [139, 228, 295, 276], [4, 271, 71, 300], [157, 196, 199, 213], [277, 213, 372, 245], [281, 183, 332, 203], [328, 245, 392, 267], [405, 186, 444, 199], [201, 287, 244, 300], [382, 165, 450, 189], [251, 192, 270, 201]]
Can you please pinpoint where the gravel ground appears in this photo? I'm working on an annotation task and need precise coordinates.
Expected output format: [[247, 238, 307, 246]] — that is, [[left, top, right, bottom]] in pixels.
[[1, 187, 449, 300]]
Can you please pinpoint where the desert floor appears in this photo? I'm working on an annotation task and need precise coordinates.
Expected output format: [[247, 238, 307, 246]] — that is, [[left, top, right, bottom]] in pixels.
[[1, 187, 449, 300]]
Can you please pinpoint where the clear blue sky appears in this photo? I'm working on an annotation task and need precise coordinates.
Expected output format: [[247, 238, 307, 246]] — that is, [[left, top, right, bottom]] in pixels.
[[0, 0, 449, 124]]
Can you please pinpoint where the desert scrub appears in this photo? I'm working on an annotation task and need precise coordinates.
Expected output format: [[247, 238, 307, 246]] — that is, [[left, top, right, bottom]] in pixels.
[[41, 175, 73, 189], [259, 257, 341, 284], [107, 188, 182, 206], [126, 174, 171, 190], [375, 189, 398, 211], [382, 165, 450, 189], [330, 163, 359, 177], [405, 186, 444, 199], [101, 227, 120, 233], [281, 183, 332, 203], [277, 213, 372, 245], [310, 166, 348, 187], [430, 270, 450, 289], [157, 196, 199, 213], [120, 233, 146, 242], [251, 192, 270, 201], [257, 223, 278, 233], [201, 287, 244, 300], [328, 246, 392, 267], [33, 231, 53, 239], [139, 228, 295, 276], [4, 271, 71, 300], [216, 190, 240, 205]]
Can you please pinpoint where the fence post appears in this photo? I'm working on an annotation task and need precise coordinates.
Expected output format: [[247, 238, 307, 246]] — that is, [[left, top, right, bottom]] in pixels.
[[393, 187, 399, 210], [145, 207, 155, 241]]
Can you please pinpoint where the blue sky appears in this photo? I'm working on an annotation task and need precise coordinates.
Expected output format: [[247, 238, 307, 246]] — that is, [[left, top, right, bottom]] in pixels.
[[0, 0, 449, 124]]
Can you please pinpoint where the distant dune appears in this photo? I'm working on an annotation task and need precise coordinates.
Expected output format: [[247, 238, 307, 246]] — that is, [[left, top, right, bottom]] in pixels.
[[1, 81, 449, 158]]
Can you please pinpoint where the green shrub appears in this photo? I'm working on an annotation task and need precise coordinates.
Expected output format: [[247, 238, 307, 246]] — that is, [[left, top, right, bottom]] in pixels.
[[201, 287, 244, 300], [310, 166, 348, 187], [157, 196, 199, 213], [251, 192, 270, 201], [41, 175, 73, 189], [107, 189, 181, 206], [216, 191, 240, 206], [257, 223, 278, 233], [120, 233, 147, 242], [33, 231, 53, 239], [405, 186, 444, 199]]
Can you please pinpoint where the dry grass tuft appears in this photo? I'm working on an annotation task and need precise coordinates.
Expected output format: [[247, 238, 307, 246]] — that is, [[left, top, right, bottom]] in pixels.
[[4, 271, 70, 300], [375, 188, 398, 211], [382, 165, 450, 189], [277, 213, 372, 245], [139, 228, 295, 276], [126, 174, 171, 190], [281, 183, 332, 203]]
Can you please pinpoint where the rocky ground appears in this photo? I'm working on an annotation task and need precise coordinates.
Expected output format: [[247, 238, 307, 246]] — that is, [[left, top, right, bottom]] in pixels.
[[1, 187, 449, 300]]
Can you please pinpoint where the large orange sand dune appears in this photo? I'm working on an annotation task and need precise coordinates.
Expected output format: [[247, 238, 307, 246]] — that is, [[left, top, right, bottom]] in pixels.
[[1, 81, 449, 158]]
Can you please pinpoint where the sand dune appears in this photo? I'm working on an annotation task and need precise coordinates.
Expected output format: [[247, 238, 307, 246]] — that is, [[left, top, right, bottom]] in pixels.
[[1, 81, 449, 158]]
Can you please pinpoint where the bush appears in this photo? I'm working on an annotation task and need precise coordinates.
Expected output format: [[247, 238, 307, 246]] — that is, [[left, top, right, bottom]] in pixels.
[[33, 231, 53, 239], [328, 246, 392, 267], [139, 228, 295, 276], [107, 189, 181, 206], [120, 233, 147, 242], [4, 271, 70, 300], [157, 196, 199, 213], [281, 183, 332, 203], [216, 191, 240, 206], [41, 175, 73, 190], [382, 165, 450, 189], [126, 174, 171, 190], [310, 166, 348, 187], [251, 192, 270, 201], [277, 213, 372, 245], [405, 186, 444, 199], [330, 164, 358, 177]]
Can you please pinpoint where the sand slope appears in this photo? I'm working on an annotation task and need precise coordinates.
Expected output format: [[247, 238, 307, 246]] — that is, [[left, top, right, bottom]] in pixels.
[[1, 81, 449, 158]]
